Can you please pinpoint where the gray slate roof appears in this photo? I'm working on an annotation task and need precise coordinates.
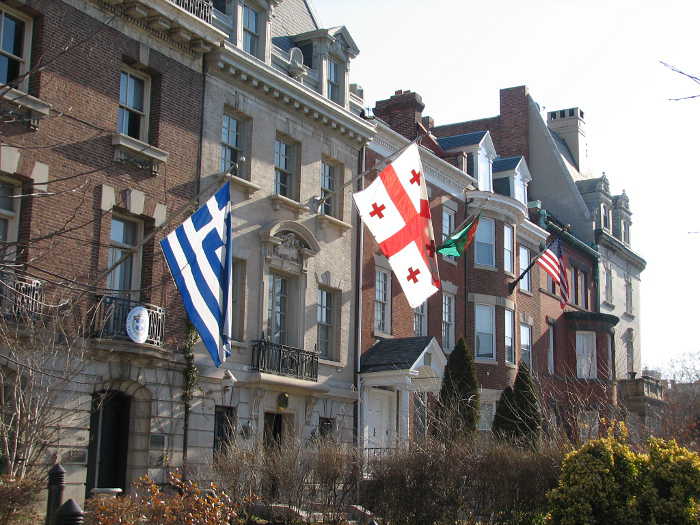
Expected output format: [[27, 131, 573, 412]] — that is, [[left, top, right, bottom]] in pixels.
[[360, 336, 434, 373], [492, 156, 522, 172], [436, 131, 487, 151]]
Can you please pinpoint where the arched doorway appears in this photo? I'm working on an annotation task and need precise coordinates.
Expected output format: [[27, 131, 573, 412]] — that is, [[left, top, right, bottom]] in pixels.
[[86, 390, 131, 496]]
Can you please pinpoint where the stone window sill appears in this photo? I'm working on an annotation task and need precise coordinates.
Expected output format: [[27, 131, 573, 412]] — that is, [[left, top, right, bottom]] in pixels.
[[441, 255, 458, 266], [229, 174, 260, 197], [373, 330, 393, 339], [518, 287, 533, 297], [112, 133, 169, 175], [317, 213, 351, 231], [1, 85, 51, 129], [622, 312, 635, 320], [319, 358, 343, 368], [474, 264, 497, 272], [270, 193, 307, 215], [475, 357, 498, 366], [602, 299, 615, 309]]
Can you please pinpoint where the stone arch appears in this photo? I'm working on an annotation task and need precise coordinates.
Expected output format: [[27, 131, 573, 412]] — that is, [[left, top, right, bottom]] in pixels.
[[261, 220, 321, 255], [88, 379, 153, 493]]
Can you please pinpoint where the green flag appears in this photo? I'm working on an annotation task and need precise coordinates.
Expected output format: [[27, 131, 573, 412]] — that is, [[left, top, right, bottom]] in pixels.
[[436, 214, 481, 258]]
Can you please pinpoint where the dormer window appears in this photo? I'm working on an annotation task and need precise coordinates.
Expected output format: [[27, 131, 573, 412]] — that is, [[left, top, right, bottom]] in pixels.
[[242, 4, 259, 56], [477, 152, 492, 192], [327, 59, 341, 104], [492, 157, 530, 204], [602, 205, 611, 230], [623, 222, 630, 244]]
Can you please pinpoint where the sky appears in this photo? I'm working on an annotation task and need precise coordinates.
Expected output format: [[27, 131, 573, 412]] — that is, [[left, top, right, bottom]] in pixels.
[[311, 0, 700, 372]]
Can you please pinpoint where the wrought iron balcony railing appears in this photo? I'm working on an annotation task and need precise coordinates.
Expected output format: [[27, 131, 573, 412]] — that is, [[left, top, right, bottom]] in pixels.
[[94, 296, 166, 347], [0, 273, 44, 319], [168, 0, 213, 23], [251, 340, 319, 381]]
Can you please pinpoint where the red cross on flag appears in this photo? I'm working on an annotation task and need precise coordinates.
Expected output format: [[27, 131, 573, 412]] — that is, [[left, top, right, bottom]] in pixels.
[[353, 143, 440, 308]]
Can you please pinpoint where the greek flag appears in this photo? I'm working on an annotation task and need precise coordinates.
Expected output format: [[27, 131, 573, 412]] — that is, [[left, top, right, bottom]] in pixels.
[[160, 183, 233, 367]]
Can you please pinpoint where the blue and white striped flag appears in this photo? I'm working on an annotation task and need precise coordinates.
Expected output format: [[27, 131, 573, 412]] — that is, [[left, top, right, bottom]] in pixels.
[[160, 183, 233, 367]]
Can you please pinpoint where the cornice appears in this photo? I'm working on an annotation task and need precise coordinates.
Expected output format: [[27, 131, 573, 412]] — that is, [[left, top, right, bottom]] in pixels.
[[208, 46, 375, 143], [467, 191, 528, 225], [595, 230, 647, 270]]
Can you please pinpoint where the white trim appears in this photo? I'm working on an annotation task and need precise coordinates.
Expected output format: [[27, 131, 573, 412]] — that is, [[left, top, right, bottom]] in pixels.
[[0, 4, 33, 92], [119, 65, 152, 142]]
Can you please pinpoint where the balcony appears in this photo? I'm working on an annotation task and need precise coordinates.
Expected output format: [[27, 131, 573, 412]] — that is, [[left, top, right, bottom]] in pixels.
[[168, 0, 213, 23], [0, 273, 44, 319], [93, 296, 166, 347], [251, 340, 319, 381]]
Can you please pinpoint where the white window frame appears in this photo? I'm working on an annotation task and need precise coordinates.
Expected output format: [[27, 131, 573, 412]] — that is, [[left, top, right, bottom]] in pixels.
[[320, 160, 340, 217], [625, 277, 633, 315], [519, 244, 531, 292], [442, 293, 455, 351], [503, 224, 514, 273], [441, 207, 456, 261], [374, 269, 390, 334], [475, 217, 495, 267], [0, 178, 20, 245], [274, 136, 298, 199], [576, 331, 597, 379], [107, 215, 143, 299], [327, 58, 342, 104], [475, 303, 495, 360], [504, 308, 514, 363], [220, 113, 243, 174], [267, 272, 289, 345], [477, 152, 492, 192], [242, 3, 260, 56], [414, 301, 427, 337], [317, 287, 336, 360], [118, 66, 150, 142], [520, 323, 532, 368], [0, 5, 32, 92]]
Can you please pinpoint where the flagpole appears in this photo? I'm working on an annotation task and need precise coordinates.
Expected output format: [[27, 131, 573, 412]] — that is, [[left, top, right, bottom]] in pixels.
[[506, 227, 569, 294]]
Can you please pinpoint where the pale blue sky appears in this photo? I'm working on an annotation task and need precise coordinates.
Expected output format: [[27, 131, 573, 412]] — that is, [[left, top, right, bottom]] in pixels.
[[311, 0, 700, 371]]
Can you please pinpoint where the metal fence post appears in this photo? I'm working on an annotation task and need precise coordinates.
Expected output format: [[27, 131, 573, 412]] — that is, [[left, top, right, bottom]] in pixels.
[[45, 463, 66, 525], [54, 499, 84, 525]]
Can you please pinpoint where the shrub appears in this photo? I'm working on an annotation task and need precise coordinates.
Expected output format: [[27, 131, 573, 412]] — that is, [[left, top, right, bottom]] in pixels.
[[435, 337, 479, 437], [0, 475, 42, 525], [85, 472, 238, 525], [547, 425, 700, 525]]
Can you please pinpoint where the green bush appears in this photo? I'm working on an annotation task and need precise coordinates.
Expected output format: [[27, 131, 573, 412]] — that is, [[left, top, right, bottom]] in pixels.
[[547, 425, 700, 525]]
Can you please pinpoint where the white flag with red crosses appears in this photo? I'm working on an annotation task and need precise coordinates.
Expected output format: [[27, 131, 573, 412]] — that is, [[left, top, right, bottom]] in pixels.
[[353, 143, 440, 308]]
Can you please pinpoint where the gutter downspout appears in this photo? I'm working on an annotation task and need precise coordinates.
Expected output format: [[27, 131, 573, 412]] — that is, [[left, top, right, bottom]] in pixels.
[[353, 143, 365, 448]]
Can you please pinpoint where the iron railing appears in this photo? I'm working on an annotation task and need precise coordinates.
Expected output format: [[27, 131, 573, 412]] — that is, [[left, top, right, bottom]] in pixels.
[[251, 340, 319, 381], [167, 0, 213, 24], [0, 273, 44, 319], [94, 296, 166, 347]]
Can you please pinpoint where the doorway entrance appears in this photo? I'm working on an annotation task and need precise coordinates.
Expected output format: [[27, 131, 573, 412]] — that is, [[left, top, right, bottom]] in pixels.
[[264, 412, 294, 447], [86, 391, 131, 497]]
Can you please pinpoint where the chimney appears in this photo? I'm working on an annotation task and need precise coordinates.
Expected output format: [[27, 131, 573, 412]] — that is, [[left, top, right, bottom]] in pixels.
[[374, 90, 425, 140], [547, 107, 589, 175], [421, 116, 434, 130]]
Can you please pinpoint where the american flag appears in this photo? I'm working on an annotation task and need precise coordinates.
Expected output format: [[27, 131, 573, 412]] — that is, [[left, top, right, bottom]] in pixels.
[[536, 237, 569, 309]]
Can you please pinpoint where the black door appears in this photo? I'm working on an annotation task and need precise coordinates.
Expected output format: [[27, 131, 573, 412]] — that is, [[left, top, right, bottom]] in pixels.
[[264, 413, 283, 447], [86, 391, 131, 497]]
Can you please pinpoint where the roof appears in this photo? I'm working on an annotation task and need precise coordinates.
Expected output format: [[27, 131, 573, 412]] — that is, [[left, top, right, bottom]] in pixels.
[[436, 131, 487, 151], [492, 156, 522, 172], [360, 336, 434, 373]]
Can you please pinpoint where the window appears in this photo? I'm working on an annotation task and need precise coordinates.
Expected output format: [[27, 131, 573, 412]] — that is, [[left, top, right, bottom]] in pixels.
[[503, 225, 514, 273], [514, 174, 527, 204], [576, 331, 596, 379], [547, 323, 555, 375], [319, 417, 335, 439], [504, 309, 514, 363], [475, 304, 494, 359], [0, 182, 17, 246], [327, 59, 341, 103], [212, 0, 228, 12], [267, 273, 288, 344], [559, 110, 565, 118], [623, 222, 630, 244], [442, 208, 455, 261], [414, 302, 426, 336], [242, 4, 259, 56], [0, 7, 29, 88], [317, 288, 335, 359], [626, 334, 634, 376], [581, 271, 589, 309], [519, 245, 531, 291], [547, 274, 556, 294], [478, 402, 495, 431], [274, 137, 297, 199], [605, 267, 613, 303], [466, 152, 475, 177], [118, 69, 149, 141], [231, 259, 245, 341], [320, 161, 337, 216], [572, 266, 579, 305], [477, 153, 492, 192], [475, 217, 495, 267], [442, 293, 455, 351], [107, 217, 141, 296], [520, 323, 532, 368], [625, 277, 633, 315], [374, 270, 390, 333], [220, 114, 242, 174], [214, 406, 236, 452], [602, 205, 610, 230]]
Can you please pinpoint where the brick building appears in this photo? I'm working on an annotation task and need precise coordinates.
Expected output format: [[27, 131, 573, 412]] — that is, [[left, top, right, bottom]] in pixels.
[[359, 90, 620, 446]]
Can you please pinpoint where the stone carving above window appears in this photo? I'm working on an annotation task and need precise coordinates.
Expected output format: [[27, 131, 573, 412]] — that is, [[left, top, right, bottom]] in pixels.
[[272, 231, 309, 263]]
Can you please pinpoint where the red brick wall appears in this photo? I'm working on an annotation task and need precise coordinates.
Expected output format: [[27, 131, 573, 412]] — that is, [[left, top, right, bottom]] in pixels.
[[3, 0, 203, 346]]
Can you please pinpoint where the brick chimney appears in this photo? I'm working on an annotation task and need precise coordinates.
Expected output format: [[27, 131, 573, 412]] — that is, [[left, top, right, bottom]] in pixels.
[[374, 90, 425, 140]]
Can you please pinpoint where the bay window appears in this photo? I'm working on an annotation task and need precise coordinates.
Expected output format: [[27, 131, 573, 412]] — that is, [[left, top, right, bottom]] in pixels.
[[576, 331, 597, 379], [475, 217, 495, 267], [475, 304, 494, 359]]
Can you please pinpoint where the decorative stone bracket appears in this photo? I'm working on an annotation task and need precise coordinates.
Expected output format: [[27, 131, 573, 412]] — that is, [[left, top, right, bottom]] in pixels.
[[0, 87, 51, 130], [112, 133, 169, 176]]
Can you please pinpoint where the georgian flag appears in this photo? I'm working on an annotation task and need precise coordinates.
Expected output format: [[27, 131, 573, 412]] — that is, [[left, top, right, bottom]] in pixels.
[[353, 144, 440, 308]]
